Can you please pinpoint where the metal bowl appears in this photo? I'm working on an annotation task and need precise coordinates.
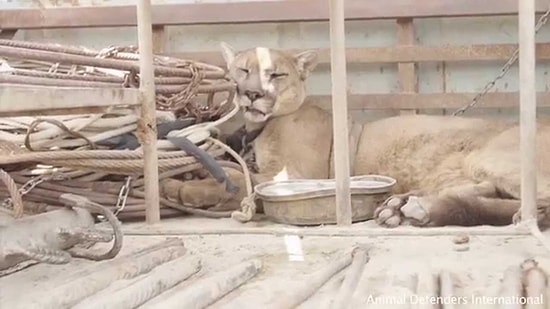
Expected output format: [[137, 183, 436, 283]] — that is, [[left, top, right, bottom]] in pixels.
[[255, 175, 396, 226]]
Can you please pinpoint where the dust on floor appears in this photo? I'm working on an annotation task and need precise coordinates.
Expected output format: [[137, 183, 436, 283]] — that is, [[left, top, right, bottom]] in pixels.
[[1, 217, 549, 308]]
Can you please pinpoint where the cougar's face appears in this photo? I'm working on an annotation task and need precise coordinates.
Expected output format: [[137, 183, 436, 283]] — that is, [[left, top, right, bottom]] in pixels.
[[220, 44, 318, 123]]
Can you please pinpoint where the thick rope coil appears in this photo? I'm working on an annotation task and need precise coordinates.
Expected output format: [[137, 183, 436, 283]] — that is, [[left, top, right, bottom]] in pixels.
[[58, 228, 114, 243], [0, 39, 240, 221], [0, 169, 24, 218], [21, 245, 72, 264], [60, 193, 123, 261], [0, 260, 38, 278], [0, 244, 69, 278], [24, 118, 96, 151]]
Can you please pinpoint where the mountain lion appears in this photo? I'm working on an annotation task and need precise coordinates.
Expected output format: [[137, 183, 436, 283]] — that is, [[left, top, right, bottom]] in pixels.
[[175, 43, 550, 228]]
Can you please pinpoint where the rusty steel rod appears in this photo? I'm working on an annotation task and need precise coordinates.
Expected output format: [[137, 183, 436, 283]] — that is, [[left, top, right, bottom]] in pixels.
[[13, 68, 125, 83], [331, 247, 368, 309], [3, 70, 234, 94], [0, 39, 225, 74], [10, 68, 234, 92], [0, 45, 225, 79]]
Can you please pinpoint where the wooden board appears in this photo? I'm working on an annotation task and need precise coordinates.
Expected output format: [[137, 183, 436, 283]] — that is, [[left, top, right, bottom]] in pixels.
[[396, 18, 418, 115], [2, 87, 546, 115], [167, 44, 550, 67], [1, 0, 548, 29], [152, 26, 166, 54], [0, 85, 140, 116], [310, 92, 550, 110], [0, 30, 17, 40]]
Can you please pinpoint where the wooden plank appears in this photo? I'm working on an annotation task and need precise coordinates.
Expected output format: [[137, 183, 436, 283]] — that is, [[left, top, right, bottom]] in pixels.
[[310, 92, 550, 110], [2, 89, 543, 115], [396, 18, 418, 115], [1, 0, 548, 29], [167, 43, 550, 67], [152, 25, 166, 54], [0, 85, 140, 116], [0, 30, 17, 40]]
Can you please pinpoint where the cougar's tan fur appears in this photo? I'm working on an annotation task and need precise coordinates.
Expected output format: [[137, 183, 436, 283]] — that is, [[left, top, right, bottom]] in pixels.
[[183, 43, 550, 227]]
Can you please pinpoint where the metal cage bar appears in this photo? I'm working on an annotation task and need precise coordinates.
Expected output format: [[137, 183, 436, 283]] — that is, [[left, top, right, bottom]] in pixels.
[[519, 0, 538, 224], [517, 0, 550, 251], [328, 0, 352, 225], [136, 0, 161, 224]]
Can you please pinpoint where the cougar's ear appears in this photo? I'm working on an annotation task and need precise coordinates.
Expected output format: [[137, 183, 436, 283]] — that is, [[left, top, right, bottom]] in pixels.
[[293, 50, 319, 80], [220, 42, 236, 69]]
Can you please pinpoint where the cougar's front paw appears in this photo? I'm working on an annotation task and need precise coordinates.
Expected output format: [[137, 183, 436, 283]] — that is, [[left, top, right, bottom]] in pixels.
[[374, 195, 430, 227], [161, 178, 223, 207], [160, 168, 247, 210]]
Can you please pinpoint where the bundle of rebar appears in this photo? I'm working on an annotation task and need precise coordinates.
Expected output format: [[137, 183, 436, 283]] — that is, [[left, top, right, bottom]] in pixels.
[[0, 39, 235, 121], [0, 39, 246, 222]]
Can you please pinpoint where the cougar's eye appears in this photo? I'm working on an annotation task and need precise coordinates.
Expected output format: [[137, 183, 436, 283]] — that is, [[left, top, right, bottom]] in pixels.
[[269, 72, 288, 80], [238, 68, 249, 74]]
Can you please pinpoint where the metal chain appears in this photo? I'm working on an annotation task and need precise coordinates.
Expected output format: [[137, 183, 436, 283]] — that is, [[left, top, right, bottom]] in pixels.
[[1, 173, 63, 209], [452, 5, 550, 116], [2, 173, 131, 218], [114, 176, 132, 217]]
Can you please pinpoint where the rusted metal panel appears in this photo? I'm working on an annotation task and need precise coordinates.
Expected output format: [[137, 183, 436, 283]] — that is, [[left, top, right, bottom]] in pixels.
[[0, 0, 549, 29]]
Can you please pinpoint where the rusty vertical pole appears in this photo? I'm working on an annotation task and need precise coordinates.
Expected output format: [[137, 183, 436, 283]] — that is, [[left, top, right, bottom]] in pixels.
[[137, 0, 160, 224], [328, 0, 352, 225]]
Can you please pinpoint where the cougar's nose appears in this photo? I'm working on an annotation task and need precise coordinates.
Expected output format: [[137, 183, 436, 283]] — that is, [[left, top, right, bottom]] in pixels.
[[244, 90, 264, 102]]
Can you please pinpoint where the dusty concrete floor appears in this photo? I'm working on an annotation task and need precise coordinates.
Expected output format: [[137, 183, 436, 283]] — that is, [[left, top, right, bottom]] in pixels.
[[1, 216, 550, 308]]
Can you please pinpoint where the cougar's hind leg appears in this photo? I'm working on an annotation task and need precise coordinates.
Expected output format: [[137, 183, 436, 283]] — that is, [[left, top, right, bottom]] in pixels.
[[374, 181, 520, 227]]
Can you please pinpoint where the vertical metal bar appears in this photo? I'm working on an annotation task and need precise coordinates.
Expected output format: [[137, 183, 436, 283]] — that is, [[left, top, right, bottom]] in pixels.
[[137, 0, 160, 224], [519, 0, 537, 223], [328, 0, 352, 225]]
